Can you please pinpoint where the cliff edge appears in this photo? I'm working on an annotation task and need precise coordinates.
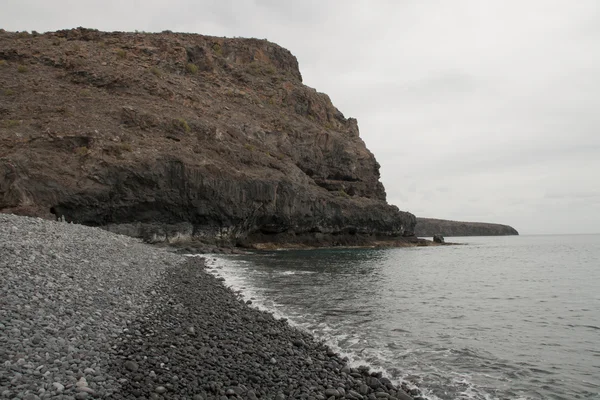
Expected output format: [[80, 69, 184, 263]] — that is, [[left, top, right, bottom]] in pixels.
[[415, 218, 519, 237], [0, 28, 416, 248]]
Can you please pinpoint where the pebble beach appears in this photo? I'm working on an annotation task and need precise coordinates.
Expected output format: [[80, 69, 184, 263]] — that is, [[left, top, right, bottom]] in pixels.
[[0, 214, 418, 400]]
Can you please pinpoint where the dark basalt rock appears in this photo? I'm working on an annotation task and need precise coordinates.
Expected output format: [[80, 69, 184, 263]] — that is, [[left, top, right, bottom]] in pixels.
[[0, 28, 415, 248], [432, 234, 445, 244]]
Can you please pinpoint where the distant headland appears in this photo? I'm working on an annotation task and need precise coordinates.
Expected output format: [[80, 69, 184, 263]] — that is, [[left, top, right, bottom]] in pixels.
[[415, 217, 519, 237]]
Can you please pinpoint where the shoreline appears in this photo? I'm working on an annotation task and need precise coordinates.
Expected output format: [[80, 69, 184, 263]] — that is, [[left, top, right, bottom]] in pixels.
[[163, 237, 458, 256], [0, 214, 421, 399]]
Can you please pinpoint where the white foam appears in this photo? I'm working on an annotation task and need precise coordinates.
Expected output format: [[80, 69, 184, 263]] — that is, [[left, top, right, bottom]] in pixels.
[[279, 270, 317, 275]]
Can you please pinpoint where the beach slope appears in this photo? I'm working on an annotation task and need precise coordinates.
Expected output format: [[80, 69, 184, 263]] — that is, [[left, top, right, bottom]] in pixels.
[[0, 214, 418, 399]]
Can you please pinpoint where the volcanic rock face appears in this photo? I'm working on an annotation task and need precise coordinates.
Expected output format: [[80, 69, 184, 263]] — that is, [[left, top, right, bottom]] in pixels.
[[0, 28, 415, 246], [415, 218, 519, 237]]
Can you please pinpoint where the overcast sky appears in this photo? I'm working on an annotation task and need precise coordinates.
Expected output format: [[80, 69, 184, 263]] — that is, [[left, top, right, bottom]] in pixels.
[[3, 0, 600, 234]]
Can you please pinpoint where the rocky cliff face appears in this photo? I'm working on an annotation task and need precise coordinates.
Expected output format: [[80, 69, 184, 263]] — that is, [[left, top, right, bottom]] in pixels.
[[0, 28, 416, 247], [415, 218, 518, 237]]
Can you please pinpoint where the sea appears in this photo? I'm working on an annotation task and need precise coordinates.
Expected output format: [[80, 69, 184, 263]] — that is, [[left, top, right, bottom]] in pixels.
[[200, 235, 600, 400]]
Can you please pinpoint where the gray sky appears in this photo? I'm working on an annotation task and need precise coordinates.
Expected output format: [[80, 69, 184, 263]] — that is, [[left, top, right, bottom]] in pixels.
[[3, 0, 600, 234]]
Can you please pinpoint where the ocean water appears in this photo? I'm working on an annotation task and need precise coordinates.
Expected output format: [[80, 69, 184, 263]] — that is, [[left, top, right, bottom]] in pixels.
[[202, 235, 600, 400]]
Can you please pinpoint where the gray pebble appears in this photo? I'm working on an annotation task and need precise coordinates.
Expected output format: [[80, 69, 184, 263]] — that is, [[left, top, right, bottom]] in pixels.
[[123, 360, 139, 372], [395, 391, 414, 400], [52, 382, 64, 392], [155, 386, 167, 394]]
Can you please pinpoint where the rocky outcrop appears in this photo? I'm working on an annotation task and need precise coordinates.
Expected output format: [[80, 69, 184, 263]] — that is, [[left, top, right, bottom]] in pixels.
[[0, 28, 416, 247], [415, 218, 518, 237]]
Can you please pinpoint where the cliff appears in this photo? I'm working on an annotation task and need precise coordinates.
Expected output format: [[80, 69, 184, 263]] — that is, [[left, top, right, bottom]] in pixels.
[[0, 28, 416, 248], [415, 218, 519, 237]]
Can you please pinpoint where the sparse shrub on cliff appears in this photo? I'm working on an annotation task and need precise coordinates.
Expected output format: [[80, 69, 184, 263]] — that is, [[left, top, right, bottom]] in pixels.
[[55, 105, 69, 114], [186, 63, 198, 74], [103, 143, 132, 158], [212, 43, 222, 56], [3, 120, 20, 128], [2, 89, 15, 96], [16, 31, 30, 38], [246, 61, 276, 76], [116, 49, 126, 59], [121, 107, 160, 130], [172, 118, 191, 133], [263, 64, 276, 75], [17, 65, 27, 73], [150, 66, 162, 77], [224, 88, 251, 100], [118, 143, 133, 152], [74, 146, 89, 156], [336, 189, 350, 198], [65, 57, 86, 70], [0, 60, 7, 67], [244, 143, 255, 152]]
